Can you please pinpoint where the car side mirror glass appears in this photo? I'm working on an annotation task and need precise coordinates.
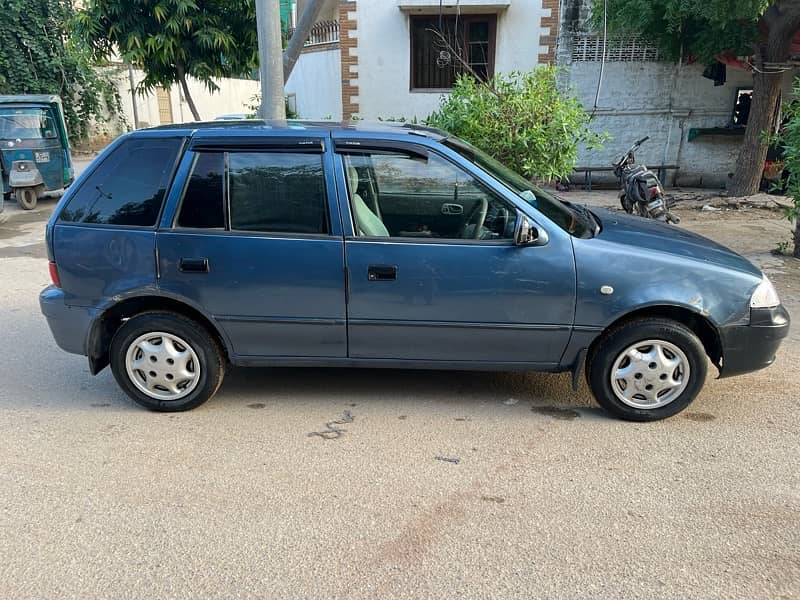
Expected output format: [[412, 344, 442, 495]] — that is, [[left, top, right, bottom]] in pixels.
[[514, 214, 548, 246]]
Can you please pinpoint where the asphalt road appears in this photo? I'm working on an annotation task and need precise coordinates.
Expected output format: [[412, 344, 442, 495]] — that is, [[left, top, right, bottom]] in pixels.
[[0, 193, 798, 598]]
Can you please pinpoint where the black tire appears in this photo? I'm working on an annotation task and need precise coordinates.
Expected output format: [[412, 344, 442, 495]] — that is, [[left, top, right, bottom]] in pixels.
[[16, 188, 38, 210], [587, 318, 707, 421], [110, 311, 225, 412]]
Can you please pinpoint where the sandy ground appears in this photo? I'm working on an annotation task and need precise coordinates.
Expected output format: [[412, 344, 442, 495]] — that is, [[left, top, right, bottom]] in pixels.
[[0, 188, 798, 598]]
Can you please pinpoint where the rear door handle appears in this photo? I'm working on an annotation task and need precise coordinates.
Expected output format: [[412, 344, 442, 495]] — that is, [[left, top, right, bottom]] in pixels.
[[179, 257, 209, 273], [368, 264, 397, 281]]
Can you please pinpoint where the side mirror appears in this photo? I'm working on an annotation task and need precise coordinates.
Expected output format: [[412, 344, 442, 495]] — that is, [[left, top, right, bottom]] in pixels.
[[514, 214, 548, 246]]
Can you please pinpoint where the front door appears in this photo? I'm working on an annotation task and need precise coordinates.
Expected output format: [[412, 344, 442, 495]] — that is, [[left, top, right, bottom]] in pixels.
[[337, 143, 576, 367], [157, 144, 347, 359]]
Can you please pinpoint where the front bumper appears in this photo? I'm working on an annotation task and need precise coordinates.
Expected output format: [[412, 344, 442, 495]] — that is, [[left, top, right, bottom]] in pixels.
[[39, 286, 95, 356], [719, 305, 790, 377]]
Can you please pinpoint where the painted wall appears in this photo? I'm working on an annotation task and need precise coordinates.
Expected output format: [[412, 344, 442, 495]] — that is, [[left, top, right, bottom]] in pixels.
[[285, 47, 344, 119], [558, 0, 797, 188], [115, 68, 260, 129], [562, 58, 796, 188], [354, 0, 549, 120]]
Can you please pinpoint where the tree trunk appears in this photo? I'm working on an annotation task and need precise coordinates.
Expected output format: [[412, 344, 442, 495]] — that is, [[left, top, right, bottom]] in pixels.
[[728, 68, 783, 197], [729, 1, 800, 197], [176, 64, 201, 121], [283, 0, 335, 83], [794, 219, 800, 259]]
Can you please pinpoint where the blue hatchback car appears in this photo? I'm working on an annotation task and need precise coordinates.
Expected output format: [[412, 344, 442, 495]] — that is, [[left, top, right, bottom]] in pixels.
[[40, 121, 789, 420]]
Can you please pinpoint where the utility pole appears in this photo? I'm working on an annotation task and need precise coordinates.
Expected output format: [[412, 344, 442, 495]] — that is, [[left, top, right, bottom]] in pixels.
[[255, 0, 286, 120], [126, 63, 140, 129]]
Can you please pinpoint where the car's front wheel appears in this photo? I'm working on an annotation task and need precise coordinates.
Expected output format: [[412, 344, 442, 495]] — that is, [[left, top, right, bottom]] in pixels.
[[110, 311, 225, 412], [588, 318, 707, 421]]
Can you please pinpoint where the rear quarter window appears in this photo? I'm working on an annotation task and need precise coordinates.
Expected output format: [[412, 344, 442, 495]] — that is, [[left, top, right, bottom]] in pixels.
[[59, 137, 183, 226]]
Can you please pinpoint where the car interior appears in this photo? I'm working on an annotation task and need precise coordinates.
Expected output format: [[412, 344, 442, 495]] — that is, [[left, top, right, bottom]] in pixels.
[[344, 152, 517, 241]]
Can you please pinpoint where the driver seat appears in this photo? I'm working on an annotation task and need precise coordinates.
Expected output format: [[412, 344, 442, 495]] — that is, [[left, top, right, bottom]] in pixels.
[[348, 165, 389, 237]]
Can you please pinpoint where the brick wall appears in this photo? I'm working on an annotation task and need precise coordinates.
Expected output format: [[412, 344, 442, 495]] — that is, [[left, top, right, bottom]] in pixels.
[[539, 0, 561, 64], [339, 0, 359, 120]]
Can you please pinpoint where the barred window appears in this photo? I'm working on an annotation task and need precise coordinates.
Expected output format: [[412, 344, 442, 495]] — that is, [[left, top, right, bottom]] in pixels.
[[571, 35, 663, 62]]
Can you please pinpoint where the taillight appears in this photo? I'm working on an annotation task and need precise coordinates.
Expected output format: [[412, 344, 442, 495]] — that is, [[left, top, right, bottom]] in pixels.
[[48, 261, 61, 288]]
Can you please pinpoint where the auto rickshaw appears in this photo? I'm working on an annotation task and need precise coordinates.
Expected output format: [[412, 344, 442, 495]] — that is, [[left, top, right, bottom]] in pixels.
[[0, 95, 74, 210]]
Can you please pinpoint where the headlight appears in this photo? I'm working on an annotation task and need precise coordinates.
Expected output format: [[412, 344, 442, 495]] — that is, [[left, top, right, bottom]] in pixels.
[[750, 276, 780, 308]]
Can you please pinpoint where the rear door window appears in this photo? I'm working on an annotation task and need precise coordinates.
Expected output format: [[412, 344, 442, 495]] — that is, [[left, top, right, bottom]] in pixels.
[[176, 152, 225, 229], [229, 152, 328, 235], [59, 137, 182, 226], [174, 150, 330, 235]]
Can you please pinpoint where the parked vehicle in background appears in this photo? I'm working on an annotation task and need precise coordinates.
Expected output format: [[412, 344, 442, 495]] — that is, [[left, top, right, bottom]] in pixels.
[[214, 113, 252, 121], [614, 136, 679, 224], [40, 121, 789, 421], [0, 95, 74, 210]]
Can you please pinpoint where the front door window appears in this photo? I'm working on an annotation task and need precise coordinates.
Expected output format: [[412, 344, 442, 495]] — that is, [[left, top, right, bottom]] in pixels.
[[343, 151, 517, 241]]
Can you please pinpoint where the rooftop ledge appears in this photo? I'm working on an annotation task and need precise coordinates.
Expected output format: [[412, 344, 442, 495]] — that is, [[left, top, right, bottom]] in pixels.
[[398, 0, 511, 13]]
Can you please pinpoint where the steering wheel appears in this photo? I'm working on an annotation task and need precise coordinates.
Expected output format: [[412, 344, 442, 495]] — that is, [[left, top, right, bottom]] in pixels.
[[460, 197, 489, 239]]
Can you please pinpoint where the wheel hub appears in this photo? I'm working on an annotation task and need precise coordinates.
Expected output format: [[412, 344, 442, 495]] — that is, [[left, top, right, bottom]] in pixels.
[[610, 339, 690, 409], [125, 332, 200, 401]]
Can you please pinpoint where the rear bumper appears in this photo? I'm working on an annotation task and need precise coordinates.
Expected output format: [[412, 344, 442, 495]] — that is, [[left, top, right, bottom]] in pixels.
[[719, 305, 790, 378], [39, 286, 94, 356]]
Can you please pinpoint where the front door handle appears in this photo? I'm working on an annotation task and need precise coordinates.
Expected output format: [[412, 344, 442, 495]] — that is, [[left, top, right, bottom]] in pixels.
[[179, 257, 209, 273], [368, 264, 397, 281]]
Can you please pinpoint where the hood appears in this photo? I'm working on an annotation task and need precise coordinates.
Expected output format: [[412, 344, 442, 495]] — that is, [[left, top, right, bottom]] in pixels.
[[591, 207, 762, 277]]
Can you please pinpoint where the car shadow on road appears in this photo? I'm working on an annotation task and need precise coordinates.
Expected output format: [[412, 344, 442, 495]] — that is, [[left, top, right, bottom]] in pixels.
[[213, 366, 598, 411]]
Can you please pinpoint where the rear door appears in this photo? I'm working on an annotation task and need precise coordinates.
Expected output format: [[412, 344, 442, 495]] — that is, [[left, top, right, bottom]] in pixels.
[[156, 134, 347, 359]]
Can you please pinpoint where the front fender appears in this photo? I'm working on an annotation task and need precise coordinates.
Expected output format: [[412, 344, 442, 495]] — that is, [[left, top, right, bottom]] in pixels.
[[573, 238, 761, 330]]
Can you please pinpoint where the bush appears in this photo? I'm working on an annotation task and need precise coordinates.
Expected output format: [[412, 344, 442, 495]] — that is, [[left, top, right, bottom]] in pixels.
[[426, 67, 605, 182], [776, 77, 800, 258]]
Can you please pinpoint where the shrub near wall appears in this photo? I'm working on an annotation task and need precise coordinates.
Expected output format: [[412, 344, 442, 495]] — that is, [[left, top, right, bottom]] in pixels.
[[776, 77, 800, 258], [426, 67, 605, 182]]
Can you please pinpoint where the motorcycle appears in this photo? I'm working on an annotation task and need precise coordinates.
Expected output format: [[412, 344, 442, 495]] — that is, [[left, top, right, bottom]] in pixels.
[[614, 136, 679, 224]]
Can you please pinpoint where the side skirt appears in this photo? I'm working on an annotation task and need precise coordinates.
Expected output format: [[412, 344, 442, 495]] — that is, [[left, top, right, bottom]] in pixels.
[[231, 355, 563, 372]]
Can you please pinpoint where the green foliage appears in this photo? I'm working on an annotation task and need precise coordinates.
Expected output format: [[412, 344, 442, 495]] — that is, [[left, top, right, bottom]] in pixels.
[[246, 93, 298, 119], [775, 77, 800, 254], [77, 0, 258, 102], [596, 0, 768, 62], [0, 0, 122, 142], [426, 68, 606, 182]]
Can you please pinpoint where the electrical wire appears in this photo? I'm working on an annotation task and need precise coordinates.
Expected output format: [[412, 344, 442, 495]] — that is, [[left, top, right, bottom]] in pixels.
[[591, 0, 608, 118], [745, 58, 794, 74]]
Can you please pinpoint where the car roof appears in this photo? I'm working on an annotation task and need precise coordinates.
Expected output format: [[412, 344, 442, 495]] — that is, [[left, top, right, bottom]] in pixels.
[[135, 119, 448, 141]]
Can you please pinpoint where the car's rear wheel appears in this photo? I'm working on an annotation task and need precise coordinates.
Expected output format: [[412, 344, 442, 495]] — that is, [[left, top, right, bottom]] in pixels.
[[587, 318, 707, 421], [110, 311, 225, 412]]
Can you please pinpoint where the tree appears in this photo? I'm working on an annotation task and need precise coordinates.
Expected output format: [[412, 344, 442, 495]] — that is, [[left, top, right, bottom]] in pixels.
[[77, 0, 259, 121], [0, 0, 121, 142], [598, 0, 800, 197], [775, 78, 800, 256], [426, 69, 606, 182]]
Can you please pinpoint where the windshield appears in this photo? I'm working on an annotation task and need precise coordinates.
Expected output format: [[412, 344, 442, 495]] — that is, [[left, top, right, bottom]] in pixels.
[[0, 107, 58, 141], [442, 136, 596, 238]]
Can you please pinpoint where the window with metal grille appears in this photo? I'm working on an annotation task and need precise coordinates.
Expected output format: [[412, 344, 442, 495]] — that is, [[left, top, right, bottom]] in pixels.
[[571, 34, 663, 62], [410, 15, 496, 90]]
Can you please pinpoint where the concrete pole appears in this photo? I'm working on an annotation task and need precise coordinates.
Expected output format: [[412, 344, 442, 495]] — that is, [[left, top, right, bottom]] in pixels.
[[255, 0, 286, 120], [127, 63, 140, 129]]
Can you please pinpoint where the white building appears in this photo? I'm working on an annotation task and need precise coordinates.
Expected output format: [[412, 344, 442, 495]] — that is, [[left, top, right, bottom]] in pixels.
[[287, 0, 559, 121], [285, 0, 796, 187]]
